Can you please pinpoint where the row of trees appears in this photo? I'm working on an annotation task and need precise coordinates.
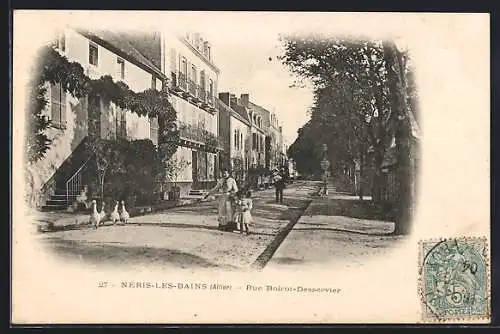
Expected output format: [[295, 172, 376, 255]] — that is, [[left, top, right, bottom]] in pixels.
[[281, 35, 420, 235]]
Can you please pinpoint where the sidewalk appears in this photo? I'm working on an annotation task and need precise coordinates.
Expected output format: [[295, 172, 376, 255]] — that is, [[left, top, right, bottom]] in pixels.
[[30, 197, 215, 232], [266, 191, 405, 270]]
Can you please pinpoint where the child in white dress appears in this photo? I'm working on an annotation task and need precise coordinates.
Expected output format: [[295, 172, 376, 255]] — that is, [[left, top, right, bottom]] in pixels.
[[240, 191, 253, 235]]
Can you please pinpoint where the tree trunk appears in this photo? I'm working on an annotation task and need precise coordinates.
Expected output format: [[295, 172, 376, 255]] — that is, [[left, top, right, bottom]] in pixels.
[[358, 153, 364, 200], [371, 147, 385, 203], [383, 40, 413, 235], [100, 173, 105, 200]]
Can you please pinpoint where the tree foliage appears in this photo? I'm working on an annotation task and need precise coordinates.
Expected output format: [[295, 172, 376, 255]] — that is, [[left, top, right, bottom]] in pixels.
[[26, 44, 179, 164], [87, 139, 165, 207], [281, 37, 393, 189], [281, 35, 420, 233]]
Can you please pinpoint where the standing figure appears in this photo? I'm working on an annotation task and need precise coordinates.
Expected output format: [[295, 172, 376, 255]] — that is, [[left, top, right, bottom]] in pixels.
[[205, 169, 239, 231], [273, 168, 285, 204], [240, 190, 253, 235], [233, 191, 244, 233]]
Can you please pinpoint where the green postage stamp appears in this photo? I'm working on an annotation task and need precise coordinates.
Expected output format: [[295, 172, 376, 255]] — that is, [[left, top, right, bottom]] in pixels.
[[418, 237, 490, 322]]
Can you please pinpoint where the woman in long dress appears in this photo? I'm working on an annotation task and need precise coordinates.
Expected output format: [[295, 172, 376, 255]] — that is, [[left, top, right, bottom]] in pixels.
[[205, 169, 239, 231]]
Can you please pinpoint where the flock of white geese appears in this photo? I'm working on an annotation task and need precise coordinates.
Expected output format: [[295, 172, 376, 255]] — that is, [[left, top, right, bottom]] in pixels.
[[89, 200, 129, 229]]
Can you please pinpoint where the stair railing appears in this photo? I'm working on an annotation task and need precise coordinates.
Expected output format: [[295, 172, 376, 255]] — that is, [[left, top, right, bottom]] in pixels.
[[66, 155, 93, 207]]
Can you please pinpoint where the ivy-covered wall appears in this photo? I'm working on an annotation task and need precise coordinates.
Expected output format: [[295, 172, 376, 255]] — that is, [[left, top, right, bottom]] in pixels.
[[25, 37, 179, 208]]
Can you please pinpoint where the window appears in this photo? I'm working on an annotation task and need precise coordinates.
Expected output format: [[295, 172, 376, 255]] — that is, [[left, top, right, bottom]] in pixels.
[[234, 130, 238, 150], [240, 133, 243, 150], [209, 79, 213, 97], [150, 116, 159, 146], [54, 30, 66, 52], [89, 43, 98, 66], [252, 133, 257, 151], [194, 34, 201, 50], [151, 76, 157, 90], [190, 65, 197, 82], [207, 46, 211, 60], [200, 70, 206, 90], [116, 107, 127, 139], [180, 57, 187, 76], [117, 58, 125, 80], [50, 83, 66, 128], [203, 42, 208, 56]]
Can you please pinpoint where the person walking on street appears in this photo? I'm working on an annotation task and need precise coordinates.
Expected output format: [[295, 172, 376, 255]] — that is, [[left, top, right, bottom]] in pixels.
[[273, 168, 285, 204], [205, 169, 239, 231]]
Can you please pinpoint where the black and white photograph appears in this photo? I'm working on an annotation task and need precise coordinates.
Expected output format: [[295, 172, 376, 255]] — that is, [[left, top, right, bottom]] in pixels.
[[11, 11, 490, 324]]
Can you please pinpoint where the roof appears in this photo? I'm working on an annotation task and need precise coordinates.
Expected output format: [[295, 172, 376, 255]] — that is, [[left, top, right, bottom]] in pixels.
[[76, 29, 166, 80], [216, 98, 251, 126], [231, 105, 251, 125], [249, 101, 271, 117]]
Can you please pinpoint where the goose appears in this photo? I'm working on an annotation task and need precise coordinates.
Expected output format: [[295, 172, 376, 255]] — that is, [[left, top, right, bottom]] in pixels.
[[120, 200, 129, 224], [99, 202, 107, 225], [110, 201, 120, 225], [88, 200, 100, 228]]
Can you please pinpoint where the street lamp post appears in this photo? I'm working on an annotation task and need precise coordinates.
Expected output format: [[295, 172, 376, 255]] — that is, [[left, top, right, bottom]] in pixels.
[[320, 144, 330, 196]]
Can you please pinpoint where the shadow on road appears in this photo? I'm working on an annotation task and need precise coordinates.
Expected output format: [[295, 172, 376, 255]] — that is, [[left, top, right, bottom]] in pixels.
[[307, 198, 395, 222], [42, 238, 239, 270]]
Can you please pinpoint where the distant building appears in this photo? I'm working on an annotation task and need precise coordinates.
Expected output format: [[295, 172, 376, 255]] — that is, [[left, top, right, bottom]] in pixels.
[[217, 93, 251, 183]]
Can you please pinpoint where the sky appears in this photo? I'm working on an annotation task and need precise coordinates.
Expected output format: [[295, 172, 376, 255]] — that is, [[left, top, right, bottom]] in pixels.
[[203, 31, 314, 146], [16, 11, 425, 146]]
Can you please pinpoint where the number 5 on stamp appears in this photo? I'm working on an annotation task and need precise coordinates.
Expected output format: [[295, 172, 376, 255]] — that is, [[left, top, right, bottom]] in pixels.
[[418, 237, 490, 323]]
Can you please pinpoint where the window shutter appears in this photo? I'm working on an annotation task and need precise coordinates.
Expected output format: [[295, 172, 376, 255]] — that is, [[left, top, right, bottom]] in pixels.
[[170, 48, 177, 73], [50, 83, 63, 126], [150, 116, 159, 146], [60, 88, 66, 126]]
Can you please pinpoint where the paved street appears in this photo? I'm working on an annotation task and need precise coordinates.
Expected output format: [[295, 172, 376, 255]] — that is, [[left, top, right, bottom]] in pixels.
[[36, 181, 404, 271], [37, 182, 312, 271]]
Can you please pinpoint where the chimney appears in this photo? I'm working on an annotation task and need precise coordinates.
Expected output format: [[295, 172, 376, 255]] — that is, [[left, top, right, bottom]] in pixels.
[[230, 94, 238, 107], [240, 94, 249, 107], [219, 92, 230, 107]]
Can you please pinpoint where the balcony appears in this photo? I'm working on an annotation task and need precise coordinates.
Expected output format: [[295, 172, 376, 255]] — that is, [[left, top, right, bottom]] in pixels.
[[198, 88, 207, 104], [206, 93, 216, 114], [178, 72, 188, 95], [188, 79, 199, 101], [178, 122, 219, 152], [207, 93, 214, 106]]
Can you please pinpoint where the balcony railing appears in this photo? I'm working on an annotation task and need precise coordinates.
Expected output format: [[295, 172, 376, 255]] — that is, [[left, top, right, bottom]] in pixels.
[[198, 88, 206, 103], [207, 93, 214, 106], [179, 122, 219, 149], [188, 79, 198, 98], [178, 72, 187, 91], [170, 72, 178, 89]]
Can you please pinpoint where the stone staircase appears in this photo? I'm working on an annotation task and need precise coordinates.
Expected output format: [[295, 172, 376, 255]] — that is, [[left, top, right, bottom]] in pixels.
[[41, 189, 69, 211]]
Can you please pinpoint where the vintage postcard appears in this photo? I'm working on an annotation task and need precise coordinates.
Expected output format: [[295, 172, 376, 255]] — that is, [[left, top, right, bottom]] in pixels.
[[11, 11, 490, 324]]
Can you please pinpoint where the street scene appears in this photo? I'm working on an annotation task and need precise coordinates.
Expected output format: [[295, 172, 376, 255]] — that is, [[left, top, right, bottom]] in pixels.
[[24, 22, 419, 272]]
